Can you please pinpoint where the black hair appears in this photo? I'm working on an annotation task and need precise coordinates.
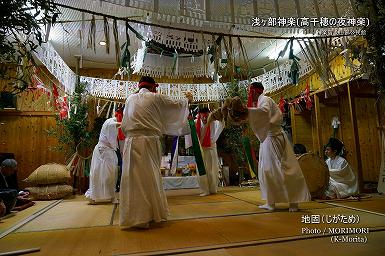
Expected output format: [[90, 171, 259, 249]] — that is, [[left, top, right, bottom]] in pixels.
[[115, 105, 124, 112], [1, 159, 17, 168], [326, 138, 344, 155], [293, 144, 307, 154], [250, 81, 264, 90], [139, 76, 156, 84], [138, 76, 156, 91], [198, 107, 210, 113]]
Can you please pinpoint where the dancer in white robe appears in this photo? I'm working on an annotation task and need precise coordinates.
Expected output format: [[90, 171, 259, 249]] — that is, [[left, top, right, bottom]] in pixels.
[[120, 76, 192, 229], [185, 108, 224, 195], [324, 138, 358, 199], [85, 116, 120, 203], [247, 82, 310, 212]]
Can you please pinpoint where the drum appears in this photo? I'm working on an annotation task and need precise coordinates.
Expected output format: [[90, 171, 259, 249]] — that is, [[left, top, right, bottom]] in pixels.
[[297, 153, 329, 199]]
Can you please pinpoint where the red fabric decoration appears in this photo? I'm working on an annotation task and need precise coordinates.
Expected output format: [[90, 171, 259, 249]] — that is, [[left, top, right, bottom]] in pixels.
[[115, 109, 125, 140], [59, 95, 68, 120], [29, 68, 45, 98], [247, 87, 263, 107], [305, 82, 312, 110], [59, 108, 68, 119], [196, 113, 211, 147], [52, 83, 60, 110], [278, 96, 286, 113], [138, 81, 159, 88]]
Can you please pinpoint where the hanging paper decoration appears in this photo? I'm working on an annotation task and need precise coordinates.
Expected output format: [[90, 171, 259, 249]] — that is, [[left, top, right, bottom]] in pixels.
[[87, 15, 96, 53], [30, 68, 51, 99], [288, 39, 301, 85], [289, 59, 300, 85], [238, 37, 250, 77], [119, 21, 131, 76], [96, 100, 109, 117], [172, 49, 179, 75], [126, 22, 145, 41], [331, 116, 341, 138], [132, 41, 147, 73], [208, 35, 223, 80], [103, 17, 110, 54], [297, 38, 338, 89], [112, 19, 121, 68], [221, 37, 231, 77]]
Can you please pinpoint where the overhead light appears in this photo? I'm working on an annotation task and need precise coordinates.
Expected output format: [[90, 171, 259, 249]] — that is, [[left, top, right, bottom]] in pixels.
[[99, 41, 107, 46], [267, 31, 313, 60]]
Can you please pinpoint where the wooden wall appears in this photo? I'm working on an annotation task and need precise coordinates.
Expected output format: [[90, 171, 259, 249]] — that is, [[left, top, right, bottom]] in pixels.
[[268, 54, 382, 186], [290, 108, 313, 153], [289, 81, 381, 184], [0, 112, 66, 188], [0, 66, 220, 188], [354, 96, 381, 182], [0, 67, 66, 188]]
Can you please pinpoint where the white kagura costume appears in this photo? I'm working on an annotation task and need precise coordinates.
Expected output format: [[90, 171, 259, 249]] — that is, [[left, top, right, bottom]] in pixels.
[[248, 95, 310, 204], [120, 88, 190, 228], [185, 119, 224, 194], [325, 155, 358, 198], [85, 117, 119, 202]]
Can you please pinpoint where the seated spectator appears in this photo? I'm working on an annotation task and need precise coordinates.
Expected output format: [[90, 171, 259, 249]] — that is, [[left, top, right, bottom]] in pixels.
[[293, 144, 307, 155], [0, 159, 35, 211], [323, 138, 358, 199], [0, 199, 6, 217]]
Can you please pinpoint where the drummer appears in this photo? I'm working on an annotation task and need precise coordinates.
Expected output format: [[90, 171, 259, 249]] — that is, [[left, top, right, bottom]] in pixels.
[[324, 138, 358, 199]]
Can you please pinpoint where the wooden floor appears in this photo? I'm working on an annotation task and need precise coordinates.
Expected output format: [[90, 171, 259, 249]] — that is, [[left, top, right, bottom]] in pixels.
[[0, 187, 385, 256]]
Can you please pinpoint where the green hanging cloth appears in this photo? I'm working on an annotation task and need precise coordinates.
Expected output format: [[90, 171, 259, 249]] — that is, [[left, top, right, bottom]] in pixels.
[[242, 137, 257, 177], [188, 118, 206, 176], [84, 157, 91, 177]]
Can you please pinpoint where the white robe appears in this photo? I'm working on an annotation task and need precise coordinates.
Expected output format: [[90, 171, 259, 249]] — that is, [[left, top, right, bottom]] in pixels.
[[85, 118, 119, 202], [325, 155, 358, 198], [186, 120, 224, 194], [120, 88, 190, 228], [248, 95, 310, 204]]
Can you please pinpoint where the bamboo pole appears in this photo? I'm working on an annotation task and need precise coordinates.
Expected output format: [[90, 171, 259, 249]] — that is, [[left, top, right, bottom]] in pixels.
[[0, 248, 40, 256], [347, 81, 364, 192], [314, 94, 322, 157]]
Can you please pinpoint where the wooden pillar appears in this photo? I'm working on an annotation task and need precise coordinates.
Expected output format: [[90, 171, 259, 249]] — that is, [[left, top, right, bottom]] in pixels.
[[314, 94, 322, 157], [313, 0, 321, 17], [179, 0, 185, 16], [273, 0, 280, 17], [253, 0, 258, 16], [153, 0, 159, 13], [230, 0, 235, 23], [290, 104, 297, 143], [294, 0, 302, 17], [205, 0, 211, 21], [228, 36, 234, 80], [331, 0, 340, 17], [347, 82, 363, 192]]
